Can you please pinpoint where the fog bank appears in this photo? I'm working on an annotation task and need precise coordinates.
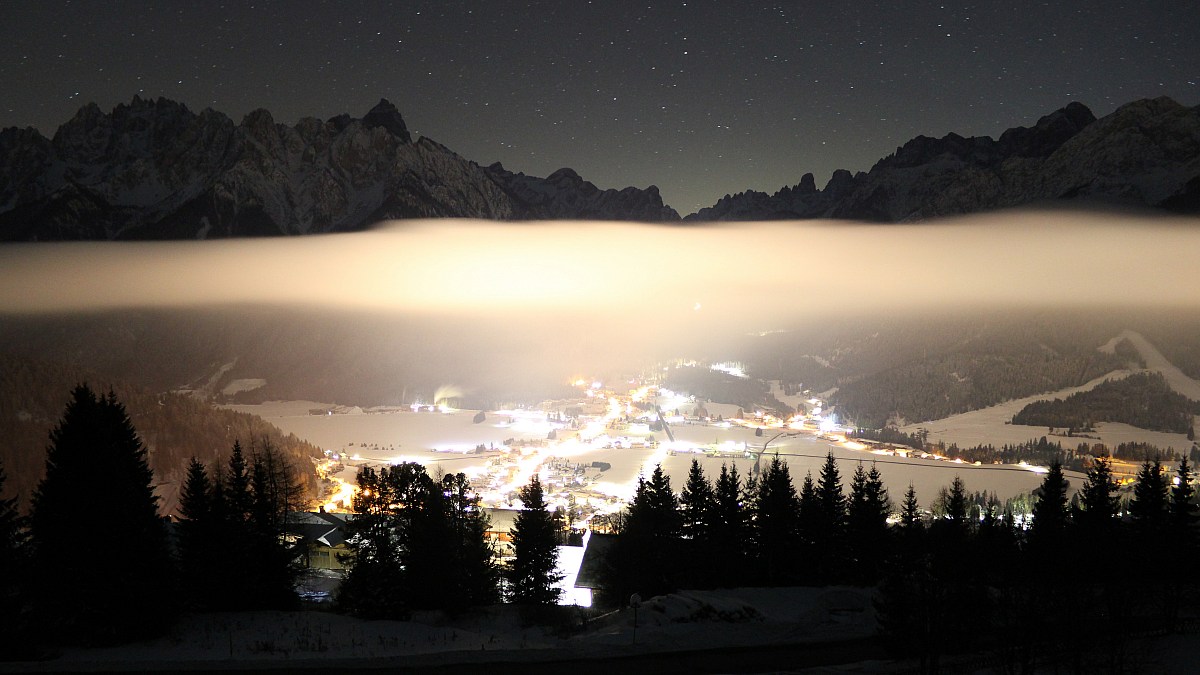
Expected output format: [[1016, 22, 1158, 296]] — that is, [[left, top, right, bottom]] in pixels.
[[2, 211, 1198, 320]]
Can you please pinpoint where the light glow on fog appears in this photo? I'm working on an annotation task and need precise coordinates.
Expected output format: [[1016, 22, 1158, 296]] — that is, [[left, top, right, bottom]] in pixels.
[[1, 213, 1199, 321]]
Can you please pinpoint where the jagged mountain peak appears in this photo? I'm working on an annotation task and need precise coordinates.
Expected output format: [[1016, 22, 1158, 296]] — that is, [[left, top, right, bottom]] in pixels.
[[797, 173, 816, 193], [0, 96, 680, 238], [1114, 95, 1190, 117], [240, 107, 277, 132], [484, 163, 680, 221], [2, 95, 1196, 237], [362, 98, 411, 142], [547, 167, 583, 182], [996, 101, 1096, 159]]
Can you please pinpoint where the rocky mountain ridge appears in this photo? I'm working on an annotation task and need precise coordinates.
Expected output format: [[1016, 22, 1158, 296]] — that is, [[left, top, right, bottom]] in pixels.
[[691, 97, 1200, 221], [0, 97, 679, 240], [1, 96, 1197, 239]]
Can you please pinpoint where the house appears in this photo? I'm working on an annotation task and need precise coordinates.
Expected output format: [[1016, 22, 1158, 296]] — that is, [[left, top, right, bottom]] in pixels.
[[483, 507, 521, 557], [573, 531, 617, 600], [289, 510, 355, 571]]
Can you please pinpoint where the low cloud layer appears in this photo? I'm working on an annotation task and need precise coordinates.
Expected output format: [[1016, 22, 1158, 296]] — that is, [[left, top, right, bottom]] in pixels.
[[2, 211, 1198, 322]]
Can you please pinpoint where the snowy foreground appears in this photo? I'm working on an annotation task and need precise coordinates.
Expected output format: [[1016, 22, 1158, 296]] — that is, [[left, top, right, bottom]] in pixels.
[[8, 587, 1200, 673], [8, 588, 883, 673]]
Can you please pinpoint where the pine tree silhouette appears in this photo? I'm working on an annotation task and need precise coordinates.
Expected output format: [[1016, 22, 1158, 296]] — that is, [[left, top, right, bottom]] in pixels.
[[340, 463, 498, 616], [506, 475, 562, 605], [753, 455, 802, 585], [0, 460, 30, 656], [29, 385, 176, 645], [177, 457, 219, 610]]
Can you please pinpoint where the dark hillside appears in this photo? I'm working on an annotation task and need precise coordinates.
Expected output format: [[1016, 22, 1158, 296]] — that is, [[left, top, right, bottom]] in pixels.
[[0, 355, 321, 515]]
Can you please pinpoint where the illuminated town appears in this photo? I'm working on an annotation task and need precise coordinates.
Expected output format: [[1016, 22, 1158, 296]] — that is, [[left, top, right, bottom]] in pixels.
[[309, 365, 1053, 525]]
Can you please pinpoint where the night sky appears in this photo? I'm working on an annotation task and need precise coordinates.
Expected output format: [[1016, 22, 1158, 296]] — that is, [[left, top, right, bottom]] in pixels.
[[2, 1, 1197, 215]]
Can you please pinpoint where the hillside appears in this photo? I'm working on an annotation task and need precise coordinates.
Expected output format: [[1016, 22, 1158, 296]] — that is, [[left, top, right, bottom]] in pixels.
[[742, 311, 1146, 429], [1011, 371, 1199, 434], [0, 355, 322, 515], [0, 308, 580, 410]]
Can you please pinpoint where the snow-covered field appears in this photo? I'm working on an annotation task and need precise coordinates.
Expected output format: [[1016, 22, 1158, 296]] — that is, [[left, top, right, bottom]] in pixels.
[[902, 330, 1200, 457]]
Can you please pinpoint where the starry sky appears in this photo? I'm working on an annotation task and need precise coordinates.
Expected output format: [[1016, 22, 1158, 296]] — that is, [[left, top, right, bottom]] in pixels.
[[2, 1, 1197, 215]]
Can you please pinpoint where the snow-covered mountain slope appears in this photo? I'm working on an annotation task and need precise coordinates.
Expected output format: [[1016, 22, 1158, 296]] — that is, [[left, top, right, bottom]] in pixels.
[[0, 97, 678, 240], [689, 97, 1200, 222], [901, 330, 1200, 451], [1098, 329, 1200, 401], [2, 96, 1196, 238]]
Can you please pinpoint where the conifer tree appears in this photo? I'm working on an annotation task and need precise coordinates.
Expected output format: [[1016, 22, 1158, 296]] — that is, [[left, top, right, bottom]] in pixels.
[[338, 465, 409, 618], [506, 475, 562, 605], [753, 455, 802, 585], [899, 484, 921, 529], [29, 385, 176, 644], [250, 439, 306, 536], [1076, 457, 1120, 530], [610, 465, 681, 598], [847, 462, 891, 584], [246, 440, 307, 609], [177, 457, 219, 609], [646, 464, 681, 536], [1169, 456, 1197, 530], [427, 472, 499, 611], [798, 470, 821, 537], [713, 462, 747, 541], [863, 464, 891, 526], [813, 452, 847, 580], [341, 463, 499, 616], [0, 460, 29, 654], [1030, 461, 1069, 545], [848, 463, 870, 523], [679, 458, 714, 540], [935, 476, 970, 531], [816, 452, 847, 534], [0, 460, 23, 579], [179, 458, 213, 525], [709, 462, 749, 581], [1165, 457, 1199, 628], [1129, 459, 1168, 529], [225, 440, 253, 523], [679, 458, 717, 587], [944, 476, 969, 524]]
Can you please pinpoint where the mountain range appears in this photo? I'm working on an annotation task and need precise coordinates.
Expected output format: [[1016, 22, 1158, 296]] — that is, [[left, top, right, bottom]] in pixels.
[[1, 96, 1198, 239]]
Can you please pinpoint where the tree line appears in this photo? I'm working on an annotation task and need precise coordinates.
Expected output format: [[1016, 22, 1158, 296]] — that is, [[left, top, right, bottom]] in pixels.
[[335, 465, 564, 619], [0, 384, 309, 653], [853, 427, 1196, 475], [0, 384, 577, 655], [600, 454, 892, 599], [833, 338, 1128, 428], [5, 384, 1197, 668], [1011, 371, 1199, 434], [0, 355, 322, 516], [592, 451, 1199, 670]]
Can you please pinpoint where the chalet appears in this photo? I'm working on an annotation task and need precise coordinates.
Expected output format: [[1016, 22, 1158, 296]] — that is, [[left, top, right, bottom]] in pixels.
[[289, 510, 355, 571]]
